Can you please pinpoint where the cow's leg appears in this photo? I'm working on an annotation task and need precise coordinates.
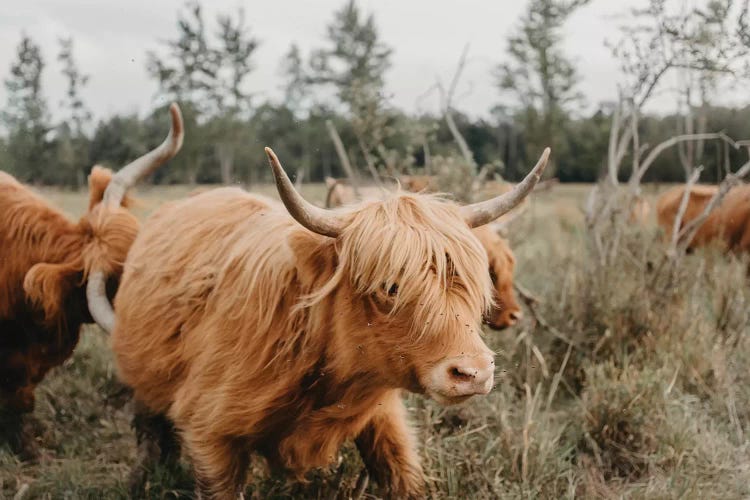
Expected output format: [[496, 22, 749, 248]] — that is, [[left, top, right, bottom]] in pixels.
[[354, 391, 424, 499], [0, 383, 40, 461], [185, 432, 250, 500], [128, 400, 182, 496], [0, 408, 40, 461]]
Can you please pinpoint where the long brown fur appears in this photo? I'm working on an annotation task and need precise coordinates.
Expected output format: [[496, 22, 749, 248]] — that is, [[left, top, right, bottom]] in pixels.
[[325, 177, 523, 329], [112, 187, 496, 498], [653, 184, 750, 251], [0, 167, 138, 420]]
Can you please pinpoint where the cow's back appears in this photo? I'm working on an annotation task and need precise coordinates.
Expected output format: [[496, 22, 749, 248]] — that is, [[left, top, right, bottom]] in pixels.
[[656, 185, 718, 244], [715, 184, 750, 251], [111, 187, 293, 413]]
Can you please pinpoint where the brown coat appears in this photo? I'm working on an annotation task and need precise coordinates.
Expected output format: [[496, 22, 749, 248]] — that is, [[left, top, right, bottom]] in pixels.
[[0, 168, 138, 413], [112, 188, 497, 498]]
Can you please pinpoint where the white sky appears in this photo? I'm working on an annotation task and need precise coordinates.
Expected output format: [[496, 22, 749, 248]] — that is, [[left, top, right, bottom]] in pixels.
[[0, 0, 745, 123]]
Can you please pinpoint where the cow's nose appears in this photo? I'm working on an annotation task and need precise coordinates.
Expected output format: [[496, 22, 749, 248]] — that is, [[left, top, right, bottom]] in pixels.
[[441, 354, 494, 397], [508, 310, 523, 322]]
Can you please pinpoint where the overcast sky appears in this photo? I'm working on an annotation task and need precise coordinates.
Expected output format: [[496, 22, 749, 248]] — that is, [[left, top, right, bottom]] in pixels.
[[0, 0, 743, 123]]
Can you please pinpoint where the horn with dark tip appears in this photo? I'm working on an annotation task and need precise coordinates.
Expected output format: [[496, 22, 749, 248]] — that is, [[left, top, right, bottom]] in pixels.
[[460, 148, 550, 228], [87, 103, 184, 333], [265, 147, 347, 238]]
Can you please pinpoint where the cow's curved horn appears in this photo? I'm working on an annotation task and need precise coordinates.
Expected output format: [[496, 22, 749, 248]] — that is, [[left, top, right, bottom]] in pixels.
[[87, 103, 184, 334], [87, 272, 114, 333], [460, 148, 550, 228], [265, 147, 346, 237], [103, 103, 184, 209]]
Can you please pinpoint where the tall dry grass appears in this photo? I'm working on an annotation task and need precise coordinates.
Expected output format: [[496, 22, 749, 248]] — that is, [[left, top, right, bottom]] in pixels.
[[1, 183, 749, 499]]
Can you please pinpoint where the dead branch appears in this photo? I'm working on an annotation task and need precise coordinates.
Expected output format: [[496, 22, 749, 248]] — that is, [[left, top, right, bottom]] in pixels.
[[355, 135, 386, 191], [668, 166, 703, 254], [630, 132, 739, 186], [326, 120, 360, 197], [437, 44, 476, 170]]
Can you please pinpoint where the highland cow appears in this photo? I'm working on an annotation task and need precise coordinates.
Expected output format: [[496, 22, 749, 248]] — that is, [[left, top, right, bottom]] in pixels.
[[0, 103, 183, 459], [95, 147, 550, 498], [657, 183, 750, 253]]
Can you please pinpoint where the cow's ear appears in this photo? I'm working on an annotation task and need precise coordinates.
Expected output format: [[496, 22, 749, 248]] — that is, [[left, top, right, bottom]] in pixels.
[[87, 165, 133, 210], [288, 229, 338, 289], [24, 261, 80, 323]]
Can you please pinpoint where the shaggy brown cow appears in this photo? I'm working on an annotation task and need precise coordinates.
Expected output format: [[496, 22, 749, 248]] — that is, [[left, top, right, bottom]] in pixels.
[[656, 183, 750, 252], [325, 177, 524, 329], [97, 146, 549, 498], [0, 104, 183, 459]]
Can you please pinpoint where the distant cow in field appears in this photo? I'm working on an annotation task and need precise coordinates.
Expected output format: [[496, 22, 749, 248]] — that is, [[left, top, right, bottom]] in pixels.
[[325, 176, 524, 330], [94, 146, 550, 498], [0, 104, 183, 459], [654, 184, 740, 250]]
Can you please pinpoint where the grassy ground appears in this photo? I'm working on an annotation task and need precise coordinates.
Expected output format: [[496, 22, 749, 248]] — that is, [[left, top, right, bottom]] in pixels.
[[2, 182, 749, 499]]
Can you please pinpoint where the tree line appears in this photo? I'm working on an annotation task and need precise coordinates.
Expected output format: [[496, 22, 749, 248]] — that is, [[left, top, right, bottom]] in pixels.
[[2, 0, 749, 187]]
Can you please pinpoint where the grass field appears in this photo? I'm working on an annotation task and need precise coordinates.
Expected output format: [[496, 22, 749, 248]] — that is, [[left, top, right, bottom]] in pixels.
[[2, 182, 749, 499]]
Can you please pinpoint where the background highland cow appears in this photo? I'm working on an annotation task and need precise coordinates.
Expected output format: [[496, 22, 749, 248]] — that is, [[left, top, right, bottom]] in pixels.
[[0, 104, 183, 460]]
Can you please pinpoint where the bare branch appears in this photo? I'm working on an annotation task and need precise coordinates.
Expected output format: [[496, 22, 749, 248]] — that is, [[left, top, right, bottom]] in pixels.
[[326, 119, 359, 197], [438, 44, 476, 169], [668, 166, 703, 254], [631, 132, 740, 186], [355, 135, 386, 191]]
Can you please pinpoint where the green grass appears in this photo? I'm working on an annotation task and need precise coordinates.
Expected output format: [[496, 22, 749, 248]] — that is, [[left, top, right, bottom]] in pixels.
[[3, 182, 749, 499]]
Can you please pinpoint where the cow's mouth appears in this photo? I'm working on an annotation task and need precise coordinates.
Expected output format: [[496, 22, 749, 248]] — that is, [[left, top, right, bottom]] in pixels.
[[425, 390, 476, 407]]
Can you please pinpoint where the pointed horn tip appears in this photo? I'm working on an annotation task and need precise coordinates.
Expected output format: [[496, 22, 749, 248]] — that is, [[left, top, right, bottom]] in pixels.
[[264, 147, 281, 168], [168, 103, 184, 138], [530, 147, 551, 178]]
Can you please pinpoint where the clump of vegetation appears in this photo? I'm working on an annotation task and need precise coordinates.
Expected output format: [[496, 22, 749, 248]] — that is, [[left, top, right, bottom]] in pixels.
[[576, 362, 666, 480]]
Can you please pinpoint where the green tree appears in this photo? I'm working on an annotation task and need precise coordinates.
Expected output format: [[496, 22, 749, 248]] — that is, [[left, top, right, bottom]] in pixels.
[[2, 34, 51, 182], [147, 2, 214, 183], [497, 0, 591, 177], [309, 0, 395, 175], [309, 0, 392, 109], [56, 36, 92, 187], [208, 8, 258, 184], [280, 43, 309, 114], [147, 2, 258, 184]]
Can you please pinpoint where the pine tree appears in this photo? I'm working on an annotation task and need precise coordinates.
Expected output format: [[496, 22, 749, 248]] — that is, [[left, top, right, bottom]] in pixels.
[[2, 34, 51, 182]]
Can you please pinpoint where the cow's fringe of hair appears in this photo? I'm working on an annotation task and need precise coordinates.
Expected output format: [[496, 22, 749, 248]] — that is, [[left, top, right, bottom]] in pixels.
[[299, 193, 494, 339], [16, 167, 139, 324]]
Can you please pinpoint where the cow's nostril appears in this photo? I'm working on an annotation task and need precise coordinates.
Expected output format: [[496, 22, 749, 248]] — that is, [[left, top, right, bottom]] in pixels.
[[449, 366, 475, 381], [509, 311, 522, 321]]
